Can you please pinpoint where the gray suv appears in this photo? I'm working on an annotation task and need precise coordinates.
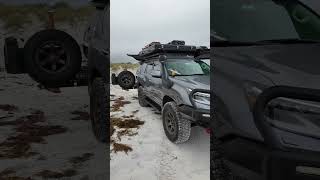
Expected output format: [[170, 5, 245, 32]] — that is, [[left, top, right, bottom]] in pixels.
[[129, 41, 210, 143]]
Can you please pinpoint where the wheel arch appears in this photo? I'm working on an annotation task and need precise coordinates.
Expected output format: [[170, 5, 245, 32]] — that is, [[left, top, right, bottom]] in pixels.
[[162, 95, 175, 106]]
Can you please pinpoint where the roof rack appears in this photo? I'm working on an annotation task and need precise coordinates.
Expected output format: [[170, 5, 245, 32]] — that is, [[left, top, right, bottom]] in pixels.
[[128, 40, 209, 61]]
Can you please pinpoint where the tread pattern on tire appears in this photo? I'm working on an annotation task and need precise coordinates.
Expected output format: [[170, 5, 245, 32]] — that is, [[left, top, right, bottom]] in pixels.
[[211, 133, 233, 180], [162, 102, 191, 144], [138, 86, 149, 107], [75, 66, 88, 86], [90, 77, 109, 143], [117, 70, 135, 89]]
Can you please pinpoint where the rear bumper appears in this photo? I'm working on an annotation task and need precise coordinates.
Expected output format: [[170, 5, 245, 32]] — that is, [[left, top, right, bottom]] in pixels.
[[179, 105, 210, 127]]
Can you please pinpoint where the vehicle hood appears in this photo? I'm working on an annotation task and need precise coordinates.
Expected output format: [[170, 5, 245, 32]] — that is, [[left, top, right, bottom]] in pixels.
[[171, 75, 210, 90], [215, 44, 320, 90]]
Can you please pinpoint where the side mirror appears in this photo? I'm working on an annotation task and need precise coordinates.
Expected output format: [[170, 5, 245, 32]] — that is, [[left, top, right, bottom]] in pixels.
[[151, 70, 161, 78], [159, 55, 167, 62]]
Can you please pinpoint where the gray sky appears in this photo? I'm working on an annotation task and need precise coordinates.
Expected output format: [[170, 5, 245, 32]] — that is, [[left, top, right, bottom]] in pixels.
[[110, 0, 210, 63]]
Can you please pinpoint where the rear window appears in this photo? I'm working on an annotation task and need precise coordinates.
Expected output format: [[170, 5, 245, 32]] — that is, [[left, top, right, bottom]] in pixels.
[[154, 61, 161, 71]]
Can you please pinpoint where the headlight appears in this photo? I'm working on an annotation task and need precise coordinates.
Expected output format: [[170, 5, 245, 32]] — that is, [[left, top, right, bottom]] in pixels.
[[267, 97, 320, 139], [193, 92, 210, 105], [244, 84, 320, 139]]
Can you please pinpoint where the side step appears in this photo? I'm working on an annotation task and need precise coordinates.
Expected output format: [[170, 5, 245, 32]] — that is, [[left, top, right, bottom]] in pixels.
[[145, 97, 161, 114]]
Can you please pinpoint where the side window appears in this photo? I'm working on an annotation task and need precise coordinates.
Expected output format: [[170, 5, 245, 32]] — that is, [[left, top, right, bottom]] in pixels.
[[139, 63, 147, 74], [288, 3, 320, 40], [145, 64, 153, 73], [154, 61, 161, 71]]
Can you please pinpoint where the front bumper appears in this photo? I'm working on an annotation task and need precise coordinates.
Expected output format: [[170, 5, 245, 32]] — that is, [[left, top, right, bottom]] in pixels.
[[233, 85, 320, 180], [222, 137, 320, 180], [269, 149, 320, 180], [179, 105, 210, 127]]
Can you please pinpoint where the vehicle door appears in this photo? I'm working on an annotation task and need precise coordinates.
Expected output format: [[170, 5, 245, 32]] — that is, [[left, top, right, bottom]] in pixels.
[[149, 60, 163, 105], [143, 62, 154, 99], [137, 63, 147, 86]]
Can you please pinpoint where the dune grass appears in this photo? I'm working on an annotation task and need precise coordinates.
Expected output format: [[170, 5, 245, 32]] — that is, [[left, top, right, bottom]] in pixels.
[[0, 1, 94, 31], [111, 63, 140, 72]]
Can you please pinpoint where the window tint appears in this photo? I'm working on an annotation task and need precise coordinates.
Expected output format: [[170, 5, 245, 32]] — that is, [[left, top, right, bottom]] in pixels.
[[145, 64, 153, 73], [165, 59, 210, 76], [139, 63, 147, 74], [154, 61, 161, 71], [212, 0, 320, 42]]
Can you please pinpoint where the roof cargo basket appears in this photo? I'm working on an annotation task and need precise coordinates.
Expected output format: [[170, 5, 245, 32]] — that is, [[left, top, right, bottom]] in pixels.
[[128, 41, 209, 61], [139, 40, 197, 56], [168, 40, 185, 45]]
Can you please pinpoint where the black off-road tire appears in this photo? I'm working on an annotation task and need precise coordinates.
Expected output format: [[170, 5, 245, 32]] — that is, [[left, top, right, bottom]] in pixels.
[[162, 102, 191, 144], [117, 70, 135, 89], [90, 77, 109, 143], [138, 86, 149, 107], [4, 37, 24, 74], [24, 29, 81, 87], [75, 66, 88, 86], [211, 133, 232, 180]]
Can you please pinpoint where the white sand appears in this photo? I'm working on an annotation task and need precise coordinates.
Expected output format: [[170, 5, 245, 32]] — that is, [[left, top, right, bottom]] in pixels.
[[0, 73, 108, 180]]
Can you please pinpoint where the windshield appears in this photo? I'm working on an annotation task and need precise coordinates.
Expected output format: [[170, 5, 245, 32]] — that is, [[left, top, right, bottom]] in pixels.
[[165, 59, 210, 76], [212, 0, 320, 43], [202, 59, 210, 66]]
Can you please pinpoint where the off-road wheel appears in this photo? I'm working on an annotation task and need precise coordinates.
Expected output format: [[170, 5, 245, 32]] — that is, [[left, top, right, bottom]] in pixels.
[[4, 37, 24, 74], [138, 86, 149, 107], [90, 77, 108, 143], [24, 29, 81, 87], [162, 102, 191, 144], [117, 70, 135, 89]]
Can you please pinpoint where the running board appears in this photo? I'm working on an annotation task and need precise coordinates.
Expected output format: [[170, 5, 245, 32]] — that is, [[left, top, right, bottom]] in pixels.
[[145, 97, 161, 114]]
